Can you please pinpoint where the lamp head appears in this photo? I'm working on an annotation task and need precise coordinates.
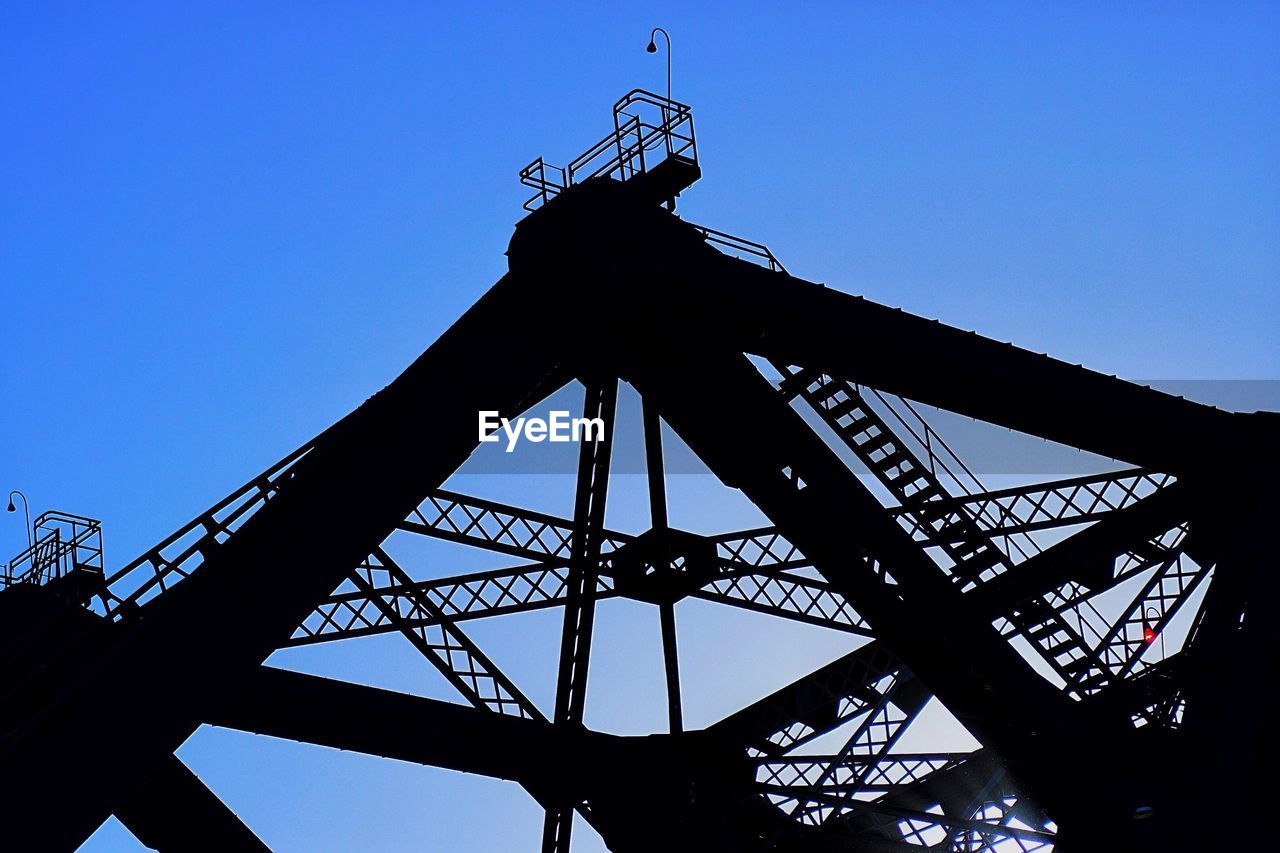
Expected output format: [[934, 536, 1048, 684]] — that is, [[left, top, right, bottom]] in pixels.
[[646, 40, 657, 53], [6, 502, 14, 513]]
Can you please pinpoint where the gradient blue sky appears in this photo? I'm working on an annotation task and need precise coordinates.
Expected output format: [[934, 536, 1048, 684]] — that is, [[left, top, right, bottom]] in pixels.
[[2, 3, 1277, 851]]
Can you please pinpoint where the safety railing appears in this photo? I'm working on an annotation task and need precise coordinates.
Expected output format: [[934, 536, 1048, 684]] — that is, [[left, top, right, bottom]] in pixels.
[[862, 389, 1042, 563], [568, 113, 645, 184], [615, 88, 698, 164], [96, 440, 316, 618], [3, 510, 103, 588], [519, 89, 698, 211], [690, 223, 789, 274], [518, 157, 567, 212]]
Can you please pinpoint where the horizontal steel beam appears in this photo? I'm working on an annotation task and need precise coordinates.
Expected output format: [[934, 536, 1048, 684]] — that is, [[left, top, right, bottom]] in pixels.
[[211, 666, 774, 852], [114, 755, 268, 852], [209, 666, 586, 789], [398, 488, 631, 564]]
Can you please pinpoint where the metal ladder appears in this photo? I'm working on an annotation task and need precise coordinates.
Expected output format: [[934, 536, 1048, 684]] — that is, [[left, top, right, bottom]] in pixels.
[[778, 366, 1107, 695]]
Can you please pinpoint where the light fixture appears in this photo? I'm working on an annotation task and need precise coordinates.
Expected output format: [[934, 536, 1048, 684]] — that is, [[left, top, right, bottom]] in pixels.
[[646, 27, 672, 106], [6, 490, 32, 549]]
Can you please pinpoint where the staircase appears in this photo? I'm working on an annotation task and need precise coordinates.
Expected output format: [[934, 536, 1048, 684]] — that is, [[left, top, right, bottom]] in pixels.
[[778, 367, 1109, 695]]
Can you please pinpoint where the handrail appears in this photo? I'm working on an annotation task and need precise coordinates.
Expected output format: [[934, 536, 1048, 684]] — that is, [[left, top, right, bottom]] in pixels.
[[519, 89, 698, 211], [4, 510, 104, 587], [519, 157, 566, 211], [865, 388, 1040, 563], [690, 223, 789, 274], [6, 530, 61, 581], [570, 114, 646, 183], [8, 526, 69, 574], [33, 509, 100, 528], [567, 121, 632, 177], [612, 88, 693, 116], [615, 89, 697, 163], [97, 439, 317, 616]]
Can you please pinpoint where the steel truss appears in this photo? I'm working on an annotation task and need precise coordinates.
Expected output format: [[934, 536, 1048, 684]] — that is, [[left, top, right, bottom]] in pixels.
[[0, 90, 1274, 852]]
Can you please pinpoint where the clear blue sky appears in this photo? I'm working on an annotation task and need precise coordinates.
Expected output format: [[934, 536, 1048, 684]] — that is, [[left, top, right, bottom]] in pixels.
[[2, 3, 1277, 851]]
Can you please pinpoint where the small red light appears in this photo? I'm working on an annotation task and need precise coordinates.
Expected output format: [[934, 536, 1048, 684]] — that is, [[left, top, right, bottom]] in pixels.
[[1143, 625, 1157, 645]]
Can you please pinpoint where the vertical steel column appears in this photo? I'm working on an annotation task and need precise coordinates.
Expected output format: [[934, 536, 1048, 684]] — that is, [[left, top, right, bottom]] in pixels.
[[543, 379, 618, 853], [644, 396, 684, 734]]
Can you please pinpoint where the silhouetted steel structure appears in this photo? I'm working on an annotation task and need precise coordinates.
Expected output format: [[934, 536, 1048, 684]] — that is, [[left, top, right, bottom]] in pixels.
[[1, 90, 1275, 852]]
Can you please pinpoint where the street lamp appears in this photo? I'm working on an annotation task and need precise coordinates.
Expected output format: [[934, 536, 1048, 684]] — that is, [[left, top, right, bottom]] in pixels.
[[7, 490, 32, 549], [646, 27, 672, 107]]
